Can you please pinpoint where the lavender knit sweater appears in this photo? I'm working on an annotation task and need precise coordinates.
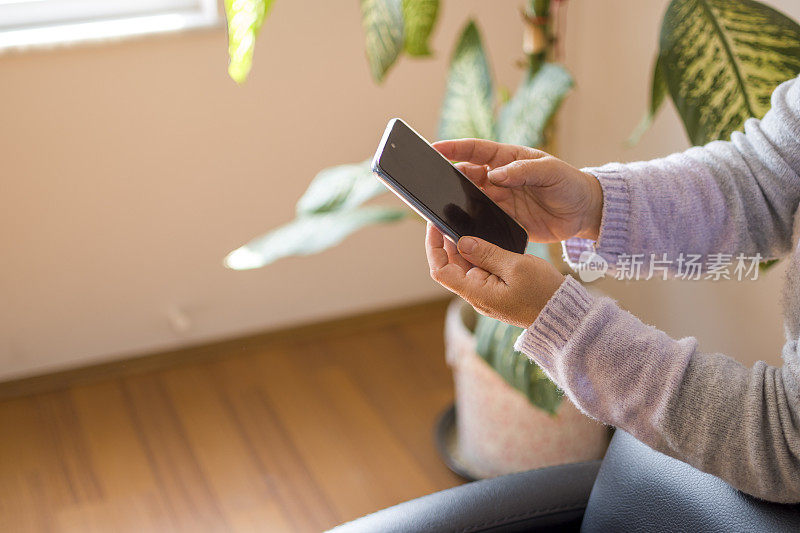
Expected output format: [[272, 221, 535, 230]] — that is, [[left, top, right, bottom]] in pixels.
[[514, 75, 800, 503]]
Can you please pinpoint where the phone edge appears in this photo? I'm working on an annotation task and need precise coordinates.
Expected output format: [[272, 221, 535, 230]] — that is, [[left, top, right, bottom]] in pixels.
[[371, 119, 462, 244]]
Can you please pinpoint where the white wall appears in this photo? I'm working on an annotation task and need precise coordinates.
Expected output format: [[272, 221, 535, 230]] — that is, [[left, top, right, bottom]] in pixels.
[[1, 0, 797, 380], [0, 1, 522, 380]]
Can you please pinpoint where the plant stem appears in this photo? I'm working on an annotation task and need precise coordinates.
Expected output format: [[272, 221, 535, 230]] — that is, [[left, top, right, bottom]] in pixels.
[[525, 0, 551, 79]]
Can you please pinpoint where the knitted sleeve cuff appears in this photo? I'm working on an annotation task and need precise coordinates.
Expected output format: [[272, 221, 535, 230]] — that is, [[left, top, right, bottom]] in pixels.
[[513, 275, 593, 376], [561, 167, 631, 272]]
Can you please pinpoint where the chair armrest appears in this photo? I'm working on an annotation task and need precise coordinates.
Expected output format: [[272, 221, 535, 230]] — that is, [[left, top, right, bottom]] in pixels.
[[582, 431, 800, 532], [328, 460, 602, 533]]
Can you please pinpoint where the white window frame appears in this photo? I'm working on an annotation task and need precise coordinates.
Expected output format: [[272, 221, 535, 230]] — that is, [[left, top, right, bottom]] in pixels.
[[0, 0, 219, 52]]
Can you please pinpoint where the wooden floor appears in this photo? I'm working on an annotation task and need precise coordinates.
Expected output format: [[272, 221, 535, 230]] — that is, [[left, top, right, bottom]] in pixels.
[[0, 300, 464, 532]]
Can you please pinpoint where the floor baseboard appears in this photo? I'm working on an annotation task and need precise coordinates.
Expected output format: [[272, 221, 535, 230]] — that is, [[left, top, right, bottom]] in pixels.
[[0, 297, 451, 401]]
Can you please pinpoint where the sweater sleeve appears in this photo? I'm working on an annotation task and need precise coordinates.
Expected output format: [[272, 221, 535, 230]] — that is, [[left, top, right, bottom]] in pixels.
[[515, 276, 800, 503], [563, 75, 800, 274]]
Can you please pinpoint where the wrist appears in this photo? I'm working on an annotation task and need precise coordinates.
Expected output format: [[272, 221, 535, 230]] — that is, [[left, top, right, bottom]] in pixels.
[[516, 261, 565, 328], [514, 276, 593, 364], [576, 171, 603, 241]]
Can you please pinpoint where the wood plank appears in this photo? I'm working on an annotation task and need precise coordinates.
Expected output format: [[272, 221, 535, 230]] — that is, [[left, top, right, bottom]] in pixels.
[[55, 492, 172, 533], [248, 343, 438, 524], [209, 354, 340, 532], [319, 328, 461, 491], [158, 363, 294, 531], [68, 381, 162, 497], [119, 372, 229, 531], [34, 390, 104, 504], [65, 380, 173, 530], [0, 297, 463, 532], [0, 391, 104, 532], [0, 398, 57, 532]]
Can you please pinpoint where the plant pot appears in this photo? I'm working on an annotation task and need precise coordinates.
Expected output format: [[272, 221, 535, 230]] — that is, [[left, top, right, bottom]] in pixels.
[[443, 299, 610, 479]]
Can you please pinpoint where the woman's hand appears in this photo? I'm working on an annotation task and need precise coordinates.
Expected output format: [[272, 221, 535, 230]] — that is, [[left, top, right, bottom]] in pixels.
[[433, 138, 604, 242], [425, 223, 564, 328]]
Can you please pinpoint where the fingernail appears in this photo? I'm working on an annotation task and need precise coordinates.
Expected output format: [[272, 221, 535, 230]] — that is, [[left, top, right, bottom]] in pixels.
[[459, 237, 477, 254], [488, 168, 507, 183]]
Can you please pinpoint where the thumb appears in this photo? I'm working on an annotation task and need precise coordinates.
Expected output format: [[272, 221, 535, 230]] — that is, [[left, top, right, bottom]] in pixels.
[[487, 158, 553, 188], [457, 236, 516, 278]]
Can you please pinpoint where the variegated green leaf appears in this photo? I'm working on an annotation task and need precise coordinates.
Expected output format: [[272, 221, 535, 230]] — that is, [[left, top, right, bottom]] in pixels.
[[474, 314, 563, 414], [402, 0, 439, 56], [438, 20, 495, 140], [224, 207, 406, 269], [474, 311, 498, 363], [496, 323, 523, 386], [296, 161, 388, 215], [224, 0, 275, 83], [361, 0, 405, 83], [627, 57, 668, 145], [496, 62, 573, 148], [527, 363, 562, 416], [525, 241, 551, 262], [497, 86, 512, 107], [660, 0, 800, 145]]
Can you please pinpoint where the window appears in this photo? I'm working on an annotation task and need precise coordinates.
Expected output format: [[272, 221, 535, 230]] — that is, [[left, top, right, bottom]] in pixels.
[[0, 0, 218, 51]]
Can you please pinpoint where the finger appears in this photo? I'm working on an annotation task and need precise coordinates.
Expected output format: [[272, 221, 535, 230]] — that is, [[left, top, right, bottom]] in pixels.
[[465, 265, 493, 286], [443, 233, 473, 270], [454, 162, 489, 188], [425, 223, 449, 271], [432, 260, 507, 309], [457, 236, 518, 280], [427, 228, 473, 295], [464, 266, 508, 301], [486, 157, 559, 188], [434, 139, 502, 166], [434, 139, 541, 168]]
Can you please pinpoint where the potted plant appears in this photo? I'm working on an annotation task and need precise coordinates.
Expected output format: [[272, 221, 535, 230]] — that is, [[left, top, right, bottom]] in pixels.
[[222, 0, 800, 478]]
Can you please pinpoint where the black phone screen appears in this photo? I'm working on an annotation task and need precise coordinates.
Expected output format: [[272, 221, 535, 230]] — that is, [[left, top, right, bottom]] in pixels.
[[376, 120, 528, 254]]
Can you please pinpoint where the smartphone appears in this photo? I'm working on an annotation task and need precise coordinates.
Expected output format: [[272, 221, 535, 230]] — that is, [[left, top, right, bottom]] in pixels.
[[371, 118, 528, 254]]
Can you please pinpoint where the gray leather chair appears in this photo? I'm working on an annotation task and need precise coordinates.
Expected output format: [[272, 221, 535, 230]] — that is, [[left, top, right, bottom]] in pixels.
[[330, 430, 800, 532]]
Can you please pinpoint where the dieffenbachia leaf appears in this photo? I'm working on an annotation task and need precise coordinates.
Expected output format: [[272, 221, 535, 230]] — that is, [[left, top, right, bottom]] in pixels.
[[361, 0, 405, 83], [526, 362, 563, 416], [660, 0, 800, 145], [296, 161, 387, 215], [627, 57, 668, 145], [224, 0, 275, 83], [402, 0, 439, 56], [496, 62, 573, 148], [225, 207, 406, 269], [438, 20, 495, 140], [474, 314, 562, 415], [525, 241, 551, 262]]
